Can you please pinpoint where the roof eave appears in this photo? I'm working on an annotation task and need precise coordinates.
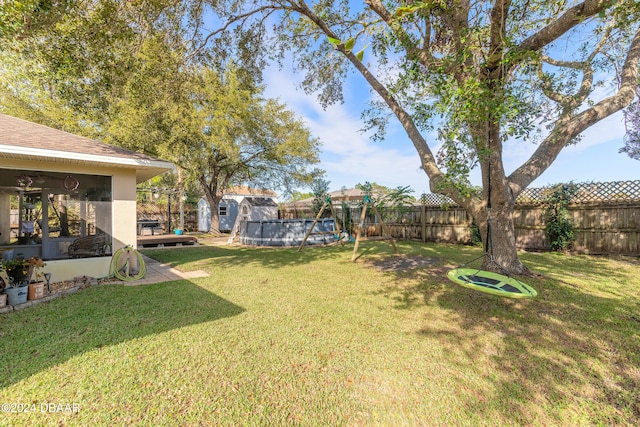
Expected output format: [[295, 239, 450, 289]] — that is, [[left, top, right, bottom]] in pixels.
[[0, 145, 174, 184]]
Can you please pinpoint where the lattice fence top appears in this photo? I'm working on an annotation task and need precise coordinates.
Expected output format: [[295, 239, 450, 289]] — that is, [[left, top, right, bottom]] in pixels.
[[419, 193, 456, 206], [517, 180, 640, 205], [419, 180, 640, 207]]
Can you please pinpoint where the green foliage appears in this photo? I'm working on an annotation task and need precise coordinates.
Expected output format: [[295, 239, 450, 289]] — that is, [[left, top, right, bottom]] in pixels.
[[289, 191, 314, 202], [356, 182, 415, 221], [207, 0, 638, 207], [0, 0, 72, 41], [378, 185, 415, 221], [0, 4, 324, 233], [621, 89, 640, 160], [543, 183, 578, 251], [311, 176, 331, 217], [470, 222, 483, 247]]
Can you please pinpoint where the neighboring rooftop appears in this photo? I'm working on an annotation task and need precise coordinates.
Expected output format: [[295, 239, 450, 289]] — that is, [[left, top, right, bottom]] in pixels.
[[286, 188, 386, 207]]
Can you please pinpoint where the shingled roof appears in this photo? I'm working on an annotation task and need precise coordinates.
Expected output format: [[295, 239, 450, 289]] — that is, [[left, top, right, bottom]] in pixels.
[[284, 187, 386, 207], [0, 113, 173, 182]]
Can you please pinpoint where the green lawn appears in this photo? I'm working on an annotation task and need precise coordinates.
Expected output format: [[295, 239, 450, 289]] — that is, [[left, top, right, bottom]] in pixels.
[[1, 241, 639, 426]]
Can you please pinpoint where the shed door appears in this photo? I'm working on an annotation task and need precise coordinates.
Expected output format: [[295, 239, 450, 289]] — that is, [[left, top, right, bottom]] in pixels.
[[198, 200, 211, 232]]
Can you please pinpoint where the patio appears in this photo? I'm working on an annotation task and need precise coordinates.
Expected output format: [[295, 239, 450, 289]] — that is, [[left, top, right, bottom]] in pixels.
[[0, 252, 209, 313]]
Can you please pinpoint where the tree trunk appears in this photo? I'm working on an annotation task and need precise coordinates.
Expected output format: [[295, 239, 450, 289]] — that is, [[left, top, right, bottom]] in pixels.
[[205, 193, 222, 236], [208, 206, 221, 235], [57, 195, 69, 237], [476, 204, 532, 276], [198, 175, 224, 236]]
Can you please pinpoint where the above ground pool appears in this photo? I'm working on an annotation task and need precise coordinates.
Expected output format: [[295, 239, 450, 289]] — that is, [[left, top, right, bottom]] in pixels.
[[239, 218, 338, 247]]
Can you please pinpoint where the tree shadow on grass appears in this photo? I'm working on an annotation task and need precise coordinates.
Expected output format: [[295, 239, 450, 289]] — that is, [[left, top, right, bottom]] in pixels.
[[372, 258, 640, 425], [0, 280, 245, 389]]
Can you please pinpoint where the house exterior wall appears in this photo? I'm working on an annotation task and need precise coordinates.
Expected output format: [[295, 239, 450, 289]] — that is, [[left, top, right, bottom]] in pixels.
[[199, 197, 279, 232], [249, 206, 278, 221], [198, 198, 211, 232], [111, 169, 137, 252]]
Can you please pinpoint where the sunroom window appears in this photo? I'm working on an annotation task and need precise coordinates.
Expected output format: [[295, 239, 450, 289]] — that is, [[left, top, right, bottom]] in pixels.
[[0, 169, 112, 261]]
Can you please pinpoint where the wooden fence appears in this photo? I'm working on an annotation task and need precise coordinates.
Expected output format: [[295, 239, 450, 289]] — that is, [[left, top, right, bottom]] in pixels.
[[280, 180, 640, 255], [137, 191, 198, 233]]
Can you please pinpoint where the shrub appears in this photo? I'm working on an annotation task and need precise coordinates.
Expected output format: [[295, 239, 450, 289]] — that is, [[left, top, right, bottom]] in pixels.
[[470, 222, 482, 246], [543, 183, 578, 251]]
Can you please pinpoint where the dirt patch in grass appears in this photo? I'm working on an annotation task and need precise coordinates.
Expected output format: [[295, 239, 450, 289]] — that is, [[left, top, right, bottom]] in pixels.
[[367, 255, 439, 272]]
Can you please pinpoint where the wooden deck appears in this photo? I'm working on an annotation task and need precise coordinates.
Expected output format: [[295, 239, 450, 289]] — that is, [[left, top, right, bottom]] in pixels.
[[137, 234, 198, 248]]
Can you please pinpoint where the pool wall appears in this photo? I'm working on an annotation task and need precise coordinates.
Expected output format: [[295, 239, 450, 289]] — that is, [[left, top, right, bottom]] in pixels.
[[239, 218, 338, 247]]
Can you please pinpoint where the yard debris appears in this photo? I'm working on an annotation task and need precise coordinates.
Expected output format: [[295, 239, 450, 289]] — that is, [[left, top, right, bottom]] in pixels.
[[74, 275, 99, 289]]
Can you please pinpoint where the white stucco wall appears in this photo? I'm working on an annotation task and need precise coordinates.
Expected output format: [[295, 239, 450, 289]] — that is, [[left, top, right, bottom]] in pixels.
[[111, 169, 137, 252]]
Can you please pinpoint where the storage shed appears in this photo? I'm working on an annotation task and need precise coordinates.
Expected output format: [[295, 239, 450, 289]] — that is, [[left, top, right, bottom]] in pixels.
[[197, 198, 211, 232], [198, 187, 278, 232], [218, 198, 239, 231], [237, 197, 279, 221]]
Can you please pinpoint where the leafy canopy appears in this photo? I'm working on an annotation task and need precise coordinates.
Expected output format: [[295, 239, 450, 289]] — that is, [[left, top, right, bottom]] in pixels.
[[200, 0, 640, 208]]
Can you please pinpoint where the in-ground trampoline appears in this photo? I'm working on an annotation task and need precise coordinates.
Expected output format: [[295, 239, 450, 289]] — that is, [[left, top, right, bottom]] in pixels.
[[239, 218, 338, 247]]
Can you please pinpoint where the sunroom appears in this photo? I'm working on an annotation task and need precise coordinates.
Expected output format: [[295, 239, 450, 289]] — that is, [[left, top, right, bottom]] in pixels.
[[0, 113, 173, 282]]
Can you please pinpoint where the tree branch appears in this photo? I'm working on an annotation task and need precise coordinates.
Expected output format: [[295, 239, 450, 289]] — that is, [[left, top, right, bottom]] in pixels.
[[509, 26, 640, 194], [485, 0, 512, 73], [518, 0, 615, 54], [186, 5, 282, 63], [289, 0, 448, 196], [537, 24, 612, 108], [364, 0, 440, 67]]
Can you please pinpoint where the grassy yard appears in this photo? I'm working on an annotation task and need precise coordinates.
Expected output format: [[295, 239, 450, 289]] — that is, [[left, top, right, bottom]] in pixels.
[[1, 241, 639, 426]]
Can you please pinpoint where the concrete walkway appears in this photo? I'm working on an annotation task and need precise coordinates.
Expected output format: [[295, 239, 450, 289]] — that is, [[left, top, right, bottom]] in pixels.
[[117, 254, 209, 286]]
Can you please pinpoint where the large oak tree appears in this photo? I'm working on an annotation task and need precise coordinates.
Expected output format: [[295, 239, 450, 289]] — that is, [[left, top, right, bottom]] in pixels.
[[106, 46, 321, 234], [199, 0, 640, 274]]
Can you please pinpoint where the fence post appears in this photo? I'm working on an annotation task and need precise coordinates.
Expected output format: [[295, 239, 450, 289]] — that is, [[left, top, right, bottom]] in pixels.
[[421, 204, 426, 242]]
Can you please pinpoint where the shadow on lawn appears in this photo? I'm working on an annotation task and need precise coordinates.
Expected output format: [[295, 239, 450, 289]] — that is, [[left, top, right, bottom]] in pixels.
[[0, 280, 245, 389], [373, 254, 640, 425]]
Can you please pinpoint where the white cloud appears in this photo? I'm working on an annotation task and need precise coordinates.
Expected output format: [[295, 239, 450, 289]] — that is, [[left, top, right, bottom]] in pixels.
[[263, 64, 431, 194]]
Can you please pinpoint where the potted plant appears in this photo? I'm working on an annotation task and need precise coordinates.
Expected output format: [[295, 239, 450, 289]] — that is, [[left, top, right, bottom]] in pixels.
[[1, 257, 46, 305], [25, 256, 46, 283], [2, 261, 28, 306], [26, 257, 47, 300], [3, 258, 29, 285], [0, 270, 7, 308]]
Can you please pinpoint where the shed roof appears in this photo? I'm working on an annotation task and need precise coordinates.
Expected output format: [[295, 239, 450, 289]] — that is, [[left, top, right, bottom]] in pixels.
[[0, 113, 173, 183], [242, 197, 279, 207]]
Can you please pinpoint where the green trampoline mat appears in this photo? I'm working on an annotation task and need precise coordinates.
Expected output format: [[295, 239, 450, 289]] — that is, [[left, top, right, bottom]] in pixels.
[[447, 268, 537, 299]]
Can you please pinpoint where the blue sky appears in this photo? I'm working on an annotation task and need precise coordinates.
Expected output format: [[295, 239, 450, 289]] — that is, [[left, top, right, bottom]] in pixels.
[[263, 60, 639, 197]]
